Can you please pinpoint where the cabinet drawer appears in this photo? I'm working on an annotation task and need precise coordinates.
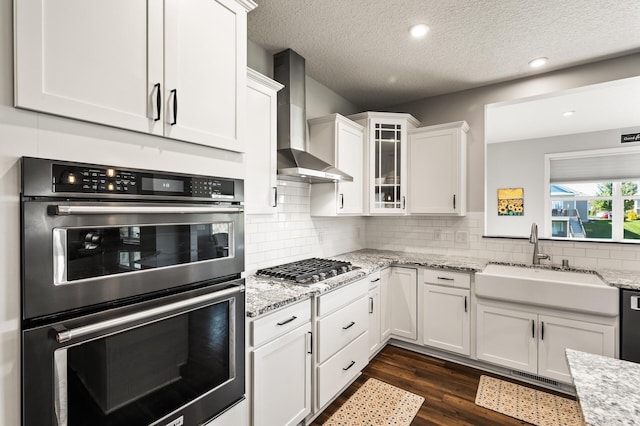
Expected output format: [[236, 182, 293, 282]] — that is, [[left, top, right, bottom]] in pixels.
[[317, 277, 368, 316], [423, 269, 470, 289], [317, 296, 368, 363], [251, 300, 311, 347], [317, 331, 369, 409], [368, 270, 381, 289]]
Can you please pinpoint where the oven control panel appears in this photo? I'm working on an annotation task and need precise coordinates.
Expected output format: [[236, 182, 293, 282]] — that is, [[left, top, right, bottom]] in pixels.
[[50, 162, 237, 200]]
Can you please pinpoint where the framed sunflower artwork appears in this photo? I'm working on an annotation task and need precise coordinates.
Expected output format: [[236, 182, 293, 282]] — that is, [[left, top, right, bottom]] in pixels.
[[497, 188, 524, 216]]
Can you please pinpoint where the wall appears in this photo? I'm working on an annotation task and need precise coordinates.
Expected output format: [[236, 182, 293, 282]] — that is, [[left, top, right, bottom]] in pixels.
[[388, 53, 640, 213], [486, 127, 640, 237]]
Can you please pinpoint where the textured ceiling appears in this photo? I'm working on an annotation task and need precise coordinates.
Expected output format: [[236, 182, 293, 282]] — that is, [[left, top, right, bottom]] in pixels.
[[248, 0, 640, 109]]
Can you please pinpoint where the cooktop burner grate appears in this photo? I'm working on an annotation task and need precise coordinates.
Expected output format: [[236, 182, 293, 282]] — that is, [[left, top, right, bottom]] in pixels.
[[257, 258, 355, 284]]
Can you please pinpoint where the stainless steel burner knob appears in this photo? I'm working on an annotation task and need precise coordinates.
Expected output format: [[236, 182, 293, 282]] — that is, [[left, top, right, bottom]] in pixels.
[[319, 272, 327, 280], [312, 274, 320, 282], [329, 269, 337, 276], [340, 266, 348, 273]]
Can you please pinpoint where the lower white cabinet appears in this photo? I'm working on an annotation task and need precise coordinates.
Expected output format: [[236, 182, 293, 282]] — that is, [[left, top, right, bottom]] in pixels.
[[423, 284, 470, 356], [423, 269, 471, 356], [316, 278, 369, 410], [250, 301, 312, 426], [389, 267, 418, 341], [380, 268, 392, 341], [368, 280, 381, 357], [476, 303, 615, 383]]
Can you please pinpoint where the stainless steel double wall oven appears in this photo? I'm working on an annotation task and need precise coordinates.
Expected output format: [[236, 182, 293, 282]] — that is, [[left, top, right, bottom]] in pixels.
[[21, 157, 245, 426]]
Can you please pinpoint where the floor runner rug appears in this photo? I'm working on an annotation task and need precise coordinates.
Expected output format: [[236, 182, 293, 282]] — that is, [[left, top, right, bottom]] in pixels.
[[323, 378, 424, 425], [475, 375, 584, 425]]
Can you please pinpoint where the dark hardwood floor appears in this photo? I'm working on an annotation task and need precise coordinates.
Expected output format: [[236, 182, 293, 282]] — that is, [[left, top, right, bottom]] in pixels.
[[312, 345, 574, 425]]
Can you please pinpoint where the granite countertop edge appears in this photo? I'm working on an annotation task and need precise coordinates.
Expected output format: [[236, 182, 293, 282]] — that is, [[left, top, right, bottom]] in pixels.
[[245, 249, 640, 318], [566, 349, 640, 426]]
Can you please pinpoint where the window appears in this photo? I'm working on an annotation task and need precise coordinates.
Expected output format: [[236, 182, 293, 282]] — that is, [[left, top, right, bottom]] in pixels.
[[547, 148, 640, 242]]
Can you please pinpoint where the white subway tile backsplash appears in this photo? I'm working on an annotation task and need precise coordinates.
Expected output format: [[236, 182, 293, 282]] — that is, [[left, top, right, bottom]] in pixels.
[[246, 186, 640, 273]]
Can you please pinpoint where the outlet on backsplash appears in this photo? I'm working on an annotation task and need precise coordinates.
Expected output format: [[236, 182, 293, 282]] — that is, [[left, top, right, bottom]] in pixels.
[[455, 230, 468, 243], [434, 229, 442, 241]]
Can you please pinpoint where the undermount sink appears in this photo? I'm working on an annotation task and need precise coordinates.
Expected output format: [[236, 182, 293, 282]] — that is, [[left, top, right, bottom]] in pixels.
[[475, 264, 619, 316]]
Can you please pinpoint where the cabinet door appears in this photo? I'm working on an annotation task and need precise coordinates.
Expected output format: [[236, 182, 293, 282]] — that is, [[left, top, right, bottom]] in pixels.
[[389, 268, 417, 340], [368, 285, 381, 357], [476, 304, 537, 374], [245, 70, 280, 214], [336, 121, 364, 214], [370, 120, 408, 214], [14, 0, 163, 135], [538, 314, 615, 383], [380, 268, 392, 340], [408, 127, 463, 215], [252, 323, 312, 426], [423, 285, 470, 356], [164, 0, 247, 151]]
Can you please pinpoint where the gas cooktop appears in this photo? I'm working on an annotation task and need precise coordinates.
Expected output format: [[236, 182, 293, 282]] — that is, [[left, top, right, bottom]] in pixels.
[[257, 258, 356, 284]]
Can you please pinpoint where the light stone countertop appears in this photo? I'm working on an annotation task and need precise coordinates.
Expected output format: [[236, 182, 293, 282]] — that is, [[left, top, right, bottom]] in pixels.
[[245, 248, 640, 318], [566, 349, 640, 425]]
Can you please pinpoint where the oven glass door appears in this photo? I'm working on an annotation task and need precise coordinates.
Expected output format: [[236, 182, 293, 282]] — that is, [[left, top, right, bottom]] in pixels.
[[23, 284, 245, 426], [55, 222, 234, 284]]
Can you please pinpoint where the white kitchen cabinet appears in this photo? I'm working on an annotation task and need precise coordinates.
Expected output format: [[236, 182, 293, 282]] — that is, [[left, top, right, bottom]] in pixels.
[[408, 121, 469, 215], [348, 112, 420, 215], [537, 314, 615, 383], [380, 267, 392, 341], [309, 114, 365, 216], [476, 303, 616, 383], [250, 300, 312, 426], [423, 279, 471, 356], [315, 278, 368, 410], [389, 267, 418, 341], [476, 304, 538, 374], [245, 69, 283, 214], [368, 271, 382, 357], [15, 0, 254, 152]]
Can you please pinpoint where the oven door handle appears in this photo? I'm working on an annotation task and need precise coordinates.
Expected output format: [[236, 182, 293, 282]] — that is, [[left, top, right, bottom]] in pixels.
[[55, 285, 243, 344], [54, 205, 244, 215]]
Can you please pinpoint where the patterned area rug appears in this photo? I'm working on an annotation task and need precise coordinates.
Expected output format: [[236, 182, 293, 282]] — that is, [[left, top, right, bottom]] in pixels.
[[475, 375, 584, 426], [323, 378, 424, 425]]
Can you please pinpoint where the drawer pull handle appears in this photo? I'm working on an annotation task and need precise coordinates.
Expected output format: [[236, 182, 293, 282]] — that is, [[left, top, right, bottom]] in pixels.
[[464, 296, 467, 313], [532, 320, 535, 338], [541, 321, 545, 340], [369, 297, 374, 314], [342, 321, 355, 330], [277, 316, 297, 326], [343, 360, 356, 371], [437, 277, 454, 281], [370, 278, 380, 283]]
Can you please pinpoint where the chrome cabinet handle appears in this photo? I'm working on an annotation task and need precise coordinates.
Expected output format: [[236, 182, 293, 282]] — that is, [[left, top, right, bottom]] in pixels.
[[55, 205, 243, 215], [541, 321, 545, 340], [464, 296, 467, 313], [343, 360, 356, 371], [277, 316, 297, 326], [340, 193, 344, 209], [342, 321, 355, 330], [531, 320, 535, 338], [453, 194, 456, 210], [307, 331, 313, 354], [402, 196, 406, 209], [370, 278, 380, 283], [437, 277, 454, 281], [272, 186, 278, 207], [56, 285, 242, 343], [369, 297, 374, 314]]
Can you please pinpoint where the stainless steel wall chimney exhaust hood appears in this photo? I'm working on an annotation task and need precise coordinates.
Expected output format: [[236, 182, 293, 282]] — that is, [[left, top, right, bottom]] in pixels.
[[273, 49, 353, 183]]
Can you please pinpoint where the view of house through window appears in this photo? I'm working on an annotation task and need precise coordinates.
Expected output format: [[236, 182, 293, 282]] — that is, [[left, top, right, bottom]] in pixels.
[[550, 181, 640, 241]]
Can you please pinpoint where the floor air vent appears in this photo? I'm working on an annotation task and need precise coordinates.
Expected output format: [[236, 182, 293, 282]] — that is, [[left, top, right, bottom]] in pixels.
[[512, 370, 559, 387]]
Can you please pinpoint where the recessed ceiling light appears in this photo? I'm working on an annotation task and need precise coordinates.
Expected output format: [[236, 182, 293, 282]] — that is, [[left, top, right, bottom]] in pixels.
[[563, 110, 575, 117], [409, 24, 430, 39], [528, 57, 548, 68]]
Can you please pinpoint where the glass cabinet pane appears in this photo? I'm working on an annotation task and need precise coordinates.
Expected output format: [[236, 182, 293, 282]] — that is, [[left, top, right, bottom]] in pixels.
[[374, 123, 402, 209]]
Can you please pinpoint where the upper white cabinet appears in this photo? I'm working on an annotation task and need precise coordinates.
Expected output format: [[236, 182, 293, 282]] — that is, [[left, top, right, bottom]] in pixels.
[[349, 112, 420, 215], [308, 114, 365, 216], [408, 121, 469, 215], [245, 69, 283, 214], [14, 0, 255, 152]]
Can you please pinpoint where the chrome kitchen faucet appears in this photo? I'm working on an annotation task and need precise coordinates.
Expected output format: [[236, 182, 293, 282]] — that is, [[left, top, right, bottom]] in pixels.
[[529, 222, 551, 265]]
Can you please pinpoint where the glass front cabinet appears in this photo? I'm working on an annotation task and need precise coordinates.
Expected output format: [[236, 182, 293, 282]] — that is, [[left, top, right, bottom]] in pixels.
[[349, 112, 420, 214]]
